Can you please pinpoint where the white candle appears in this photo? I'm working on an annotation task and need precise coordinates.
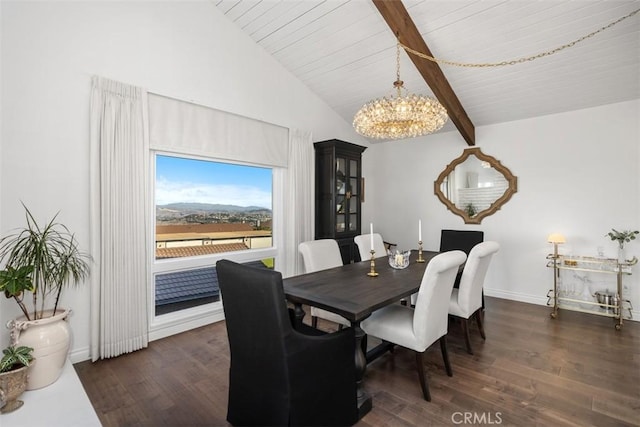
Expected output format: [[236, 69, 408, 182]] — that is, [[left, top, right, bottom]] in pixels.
[[370, 223, 374, 250], [418, 220, 422, 242]]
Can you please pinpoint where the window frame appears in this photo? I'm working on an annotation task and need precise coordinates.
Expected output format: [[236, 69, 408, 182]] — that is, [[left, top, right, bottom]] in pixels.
[[148, 150, 281, 340]]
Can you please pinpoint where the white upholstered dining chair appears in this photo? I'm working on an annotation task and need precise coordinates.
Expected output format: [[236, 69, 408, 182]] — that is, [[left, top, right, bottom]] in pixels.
[[298, 239, 350, 329], [361, 250, 467, 401], [354, 233, 388, 261], [448, 241, 500, 355]]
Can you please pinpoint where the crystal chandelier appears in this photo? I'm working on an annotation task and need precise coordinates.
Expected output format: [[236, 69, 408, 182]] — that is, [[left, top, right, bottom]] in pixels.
[[353, 42, 448, 140]]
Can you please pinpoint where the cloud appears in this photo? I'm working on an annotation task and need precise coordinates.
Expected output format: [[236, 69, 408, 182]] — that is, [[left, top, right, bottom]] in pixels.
[[156, 178, 272, 209]]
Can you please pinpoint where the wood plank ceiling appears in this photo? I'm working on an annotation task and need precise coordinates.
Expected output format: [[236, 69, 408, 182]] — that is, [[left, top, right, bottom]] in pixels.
[[214, 0, 640, 143]]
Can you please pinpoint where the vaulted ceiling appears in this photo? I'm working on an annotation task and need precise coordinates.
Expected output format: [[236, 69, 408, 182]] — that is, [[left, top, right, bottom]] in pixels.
[[214, 0, 640, 143]]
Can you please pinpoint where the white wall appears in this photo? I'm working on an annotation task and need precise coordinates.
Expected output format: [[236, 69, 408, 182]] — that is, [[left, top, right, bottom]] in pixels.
[[3, 0, 637, 361], [365, 100, 640, 319], [0, 0, 3, 238], [0, 1, 368, 359]]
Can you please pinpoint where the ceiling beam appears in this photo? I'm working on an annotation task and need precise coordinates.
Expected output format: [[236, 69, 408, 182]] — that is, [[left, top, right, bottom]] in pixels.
[[372, 0, 475, 146]]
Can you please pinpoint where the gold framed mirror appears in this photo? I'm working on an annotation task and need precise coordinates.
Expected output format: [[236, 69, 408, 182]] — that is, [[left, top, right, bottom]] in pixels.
[[434, 147, 517, 224]]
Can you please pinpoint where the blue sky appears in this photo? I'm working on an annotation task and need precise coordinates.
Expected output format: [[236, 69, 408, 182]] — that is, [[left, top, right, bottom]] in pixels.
[[156, 155, 272, 209]]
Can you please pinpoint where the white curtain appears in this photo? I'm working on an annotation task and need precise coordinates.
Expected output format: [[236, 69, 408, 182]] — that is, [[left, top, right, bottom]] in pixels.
[[281, 129, 314, 278], [89, 76, 149, 360]]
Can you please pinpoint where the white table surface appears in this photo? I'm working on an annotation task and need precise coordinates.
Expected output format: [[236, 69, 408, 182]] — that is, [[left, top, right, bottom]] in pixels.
[[2, 359, 101, 426]]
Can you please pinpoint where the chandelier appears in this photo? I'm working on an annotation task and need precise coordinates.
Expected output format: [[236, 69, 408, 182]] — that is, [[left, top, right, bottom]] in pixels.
[[353, 42, 448, 140]]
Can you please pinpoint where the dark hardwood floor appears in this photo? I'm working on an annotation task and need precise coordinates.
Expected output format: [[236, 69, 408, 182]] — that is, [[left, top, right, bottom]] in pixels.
[[75, 297, 640, 426]]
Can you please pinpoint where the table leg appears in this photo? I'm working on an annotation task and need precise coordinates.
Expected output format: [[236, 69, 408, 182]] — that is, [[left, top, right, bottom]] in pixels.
[[352, 321, 372, 418], [293, 303, 305, 329]]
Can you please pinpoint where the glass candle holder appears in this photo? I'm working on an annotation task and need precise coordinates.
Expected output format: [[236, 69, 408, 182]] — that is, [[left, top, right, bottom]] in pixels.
[[388, 250, 411, 269]]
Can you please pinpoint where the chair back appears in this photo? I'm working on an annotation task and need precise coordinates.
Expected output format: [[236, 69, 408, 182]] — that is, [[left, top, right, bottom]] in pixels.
[[413, 250, 467, 349], [354, 233, 387, 260], [298, 239, 343, 272], [456, 241, 500, 316], [440, 229, 484, 255], [216, 260, 291, 422]]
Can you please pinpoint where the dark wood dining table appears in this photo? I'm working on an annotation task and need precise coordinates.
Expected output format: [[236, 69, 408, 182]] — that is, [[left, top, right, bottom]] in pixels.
[[283, 250, 439, 419]]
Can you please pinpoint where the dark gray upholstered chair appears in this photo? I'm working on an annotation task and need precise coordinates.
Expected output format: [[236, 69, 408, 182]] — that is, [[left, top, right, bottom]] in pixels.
[[440, 229, 485, 302], [439, 229, 485, 256], [216, 259, 358, 426]]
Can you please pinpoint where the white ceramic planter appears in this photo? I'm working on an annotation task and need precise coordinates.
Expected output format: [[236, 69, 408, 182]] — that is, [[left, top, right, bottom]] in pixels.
[[7, 309, 71, 390]]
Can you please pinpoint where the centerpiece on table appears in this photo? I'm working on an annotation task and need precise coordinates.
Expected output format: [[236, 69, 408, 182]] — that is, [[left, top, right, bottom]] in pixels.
[[388, 249, 411, 269]]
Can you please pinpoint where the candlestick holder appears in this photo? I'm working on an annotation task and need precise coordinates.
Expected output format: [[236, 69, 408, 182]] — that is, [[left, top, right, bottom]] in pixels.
[[367, 250, 379, 277], [417, 240, 425, 263]]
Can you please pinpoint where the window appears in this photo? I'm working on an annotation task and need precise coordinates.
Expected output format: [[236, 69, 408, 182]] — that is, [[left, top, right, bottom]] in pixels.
[[153, 154, 274, 315]]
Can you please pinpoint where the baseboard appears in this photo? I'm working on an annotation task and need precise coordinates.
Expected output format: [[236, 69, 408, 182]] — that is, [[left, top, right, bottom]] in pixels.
[[484, 287, 547, 306], [69, 306, 226, 363], [70, 347, 91, 364], [484, 287, 638, 322], [149, 307, 225, 341]]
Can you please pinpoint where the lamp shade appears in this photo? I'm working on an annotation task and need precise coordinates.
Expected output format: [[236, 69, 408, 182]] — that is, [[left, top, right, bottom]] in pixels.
[[547, 233, 566, 244]]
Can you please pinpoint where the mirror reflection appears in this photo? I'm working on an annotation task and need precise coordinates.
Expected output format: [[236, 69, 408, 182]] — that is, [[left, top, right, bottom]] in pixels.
[[434, 148, 517, 224]]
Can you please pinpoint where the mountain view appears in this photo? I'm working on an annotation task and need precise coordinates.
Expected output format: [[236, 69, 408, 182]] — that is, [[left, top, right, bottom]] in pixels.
[[156, 202, 272, 227]]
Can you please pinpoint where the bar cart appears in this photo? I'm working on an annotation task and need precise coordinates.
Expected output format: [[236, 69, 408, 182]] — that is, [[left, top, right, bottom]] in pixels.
[[546, 254, 636, 330]]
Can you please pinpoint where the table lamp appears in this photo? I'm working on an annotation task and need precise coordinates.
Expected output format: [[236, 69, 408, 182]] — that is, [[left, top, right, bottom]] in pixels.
[[547, 233, 566, 259], [548, 233, 565, 284]]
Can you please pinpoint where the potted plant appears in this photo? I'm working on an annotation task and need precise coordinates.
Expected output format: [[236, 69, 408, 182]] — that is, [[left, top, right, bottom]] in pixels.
[[464, 203, 478, 218], [0, 204, 90, 389], [0, 266, 35, 320], [0, 345, 34, 413], [605, 228, 639, 263]]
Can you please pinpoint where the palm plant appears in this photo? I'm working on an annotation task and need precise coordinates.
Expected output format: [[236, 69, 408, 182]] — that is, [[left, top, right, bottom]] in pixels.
[[0, 204, 91, 320], [0, 265, 34, 319]]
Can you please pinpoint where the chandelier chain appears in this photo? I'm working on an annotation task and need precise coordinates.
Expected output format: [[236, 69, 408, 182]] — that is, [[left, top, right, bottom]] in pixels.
[[399, 8, 639, 68], [396, 41, 401, 82], [353, 39, 449, 140]]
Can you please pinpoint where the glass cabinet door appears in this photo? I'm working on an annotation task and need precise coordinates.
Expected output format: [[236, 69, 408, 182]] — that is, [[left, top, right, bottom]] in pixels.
[[335, 156, 360, 234], [335, 157, 347, 234], [336, 158, 346, 194], [347, 159, 359, 232], [336, 196, 346, 233], [314, 139, 366, 264]]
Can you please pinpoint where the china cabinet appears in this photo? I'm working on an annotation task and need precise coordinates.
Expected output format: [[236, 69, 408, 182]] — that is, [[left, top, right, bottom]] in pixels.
[[314, 139, 366, 264], [546, 254, 635, 330]]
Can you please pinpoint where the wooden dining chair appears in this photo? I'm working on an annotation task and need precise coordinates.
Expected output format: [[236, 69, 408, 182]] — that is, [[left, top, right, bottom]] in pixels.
[[448, 241, 500, 355], [298, 239, 350, 329], [361, 250, 467, 401]]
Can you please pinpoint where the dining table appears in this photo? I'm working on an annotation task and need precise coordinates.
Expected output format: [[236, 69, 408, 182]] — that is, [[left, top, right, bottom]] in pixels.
[[283, 249, 440, 420]]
